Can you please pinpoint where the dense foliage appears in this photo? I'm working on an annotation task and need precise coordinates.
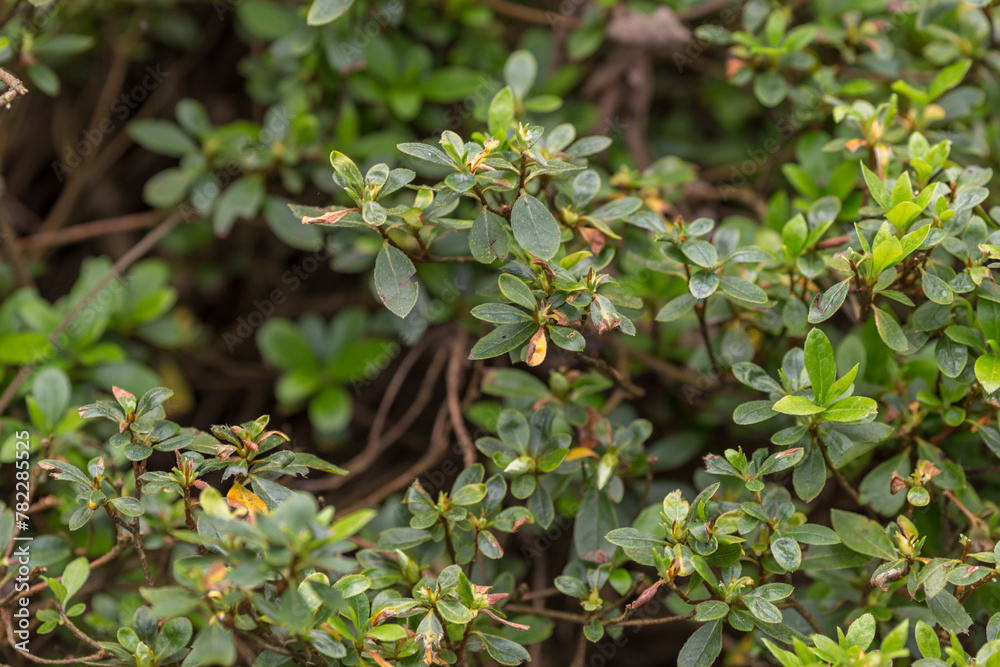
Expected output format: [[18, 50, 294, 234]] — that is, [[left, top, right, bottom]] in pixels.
[[4, 0, 1000, 665]]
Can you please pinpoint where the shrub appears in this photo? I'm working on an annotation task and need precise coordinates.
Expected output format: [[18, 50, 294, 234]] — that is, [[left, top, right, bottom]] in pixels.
[[4, 0, 1000, 666]]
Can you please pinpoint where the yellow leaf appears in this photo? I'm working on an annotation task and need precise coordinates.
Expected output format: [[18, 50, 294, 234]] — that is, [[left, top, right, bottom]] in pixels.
[[526, 327, 547, 367], [227, 481, 267, 521], [565, 447, 599, 461]]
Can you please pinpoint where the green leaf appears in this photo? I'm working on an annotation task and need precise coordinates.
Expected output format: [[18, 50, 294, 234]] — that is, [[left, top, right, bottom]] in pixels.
[[770, 537, 801, 571], [573, 485, 616, 563], [549, 326, 585, 351], [511, 194, 560, 260], [469, 208, 509, 264], [935, 337, 968, 378], [257, 319, 315, 371], [154, 617, 193, 659], [294, 452, 348, 475], [719, 276, 767, 304], [31, 367, 70, 432], [793, 444, 826, 502], [329, 509, 376, 541], [844, 613, 876, 650], [143, 168, 194, 208], [656, 293, 696, 321], [873, 307, 909, 353], [110, 496, 145, 517], [488, 86, 516, 135], [680, 240, 718, 268], [830, 509, 896, 560], [308, 386, 353, 433], [783, 167, 821, 201], [471, 303, 532, 324], [498, 274, 536, 310], [678, 620, 723, 667], [772, 395, 824, 416], [333, 573, 371, 598], [688, 270, 720, 299], [127, 120, 197, 157], [979, 299, 1000, 348], [804, 329, 836, 404], [861, 162, 891, 212], [928, 591, 973, 635], [822, 396, 878, 423], [733, 400, 776, 425], [784, 524, 840, 545], [754, 70, 788, 107], [374, 242, 419, 318], [871, 237, 905, 275], [0, 332, 52, 365], [213, 175, 265, 238], [181, 624, 236, 667], [922, 271, 954, 305], [745, 596, 783, 624], [695, 601, 729, 621], [928, 59, 971, 100], [469, 322, 537, 360], [476, 632, 530, 665], [307, 0, 355, 25], [885, 201, 923, 229], [975, 355, 1000, 394], [27, 63, 59, 96], [782, 214, 809, 257], [808, 279, 851, 323], [397, 142, 454, 167], [504, 49, 537, 99], [915, 619, 941, 658], [891, 171, 913, 208], [60, 557, 90, 605], [605, 528, 664, 566]]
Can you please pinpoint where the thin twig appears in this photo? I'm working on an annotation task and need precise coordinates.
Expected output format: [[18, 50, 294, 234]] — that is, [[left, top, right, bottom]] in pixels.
[[20, 209, 168, 249], [3, 608, 106, 664], [297, 341, 448, 493], [447, 328, 477, 467], [607, 611, 695, 628], [785, 595, 823, 634], [0, 66, 28, 106], [338, 403, 452, 516], [815, 431, 879, 521]]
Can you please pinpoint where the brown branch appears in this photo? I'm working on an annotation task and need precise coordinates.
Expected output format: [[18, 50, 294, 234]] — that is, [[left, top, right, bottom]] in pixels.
[[3, 608, 105, 664], [296, 340, 448, 493], [447, 327, 477, 467], [503, 604, 589, 624], [694, 301, 720, 376], [338, 402, 452, 516], [607, 611, 695, 628], [20, 209, 168, 249], [0, 67, 28, 106], [815, 431, 879, 521], [578, 352, 645, 399], [0, 200, 32, 287], [607, 339, 709, 387], [785, 595, 823, 634]]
